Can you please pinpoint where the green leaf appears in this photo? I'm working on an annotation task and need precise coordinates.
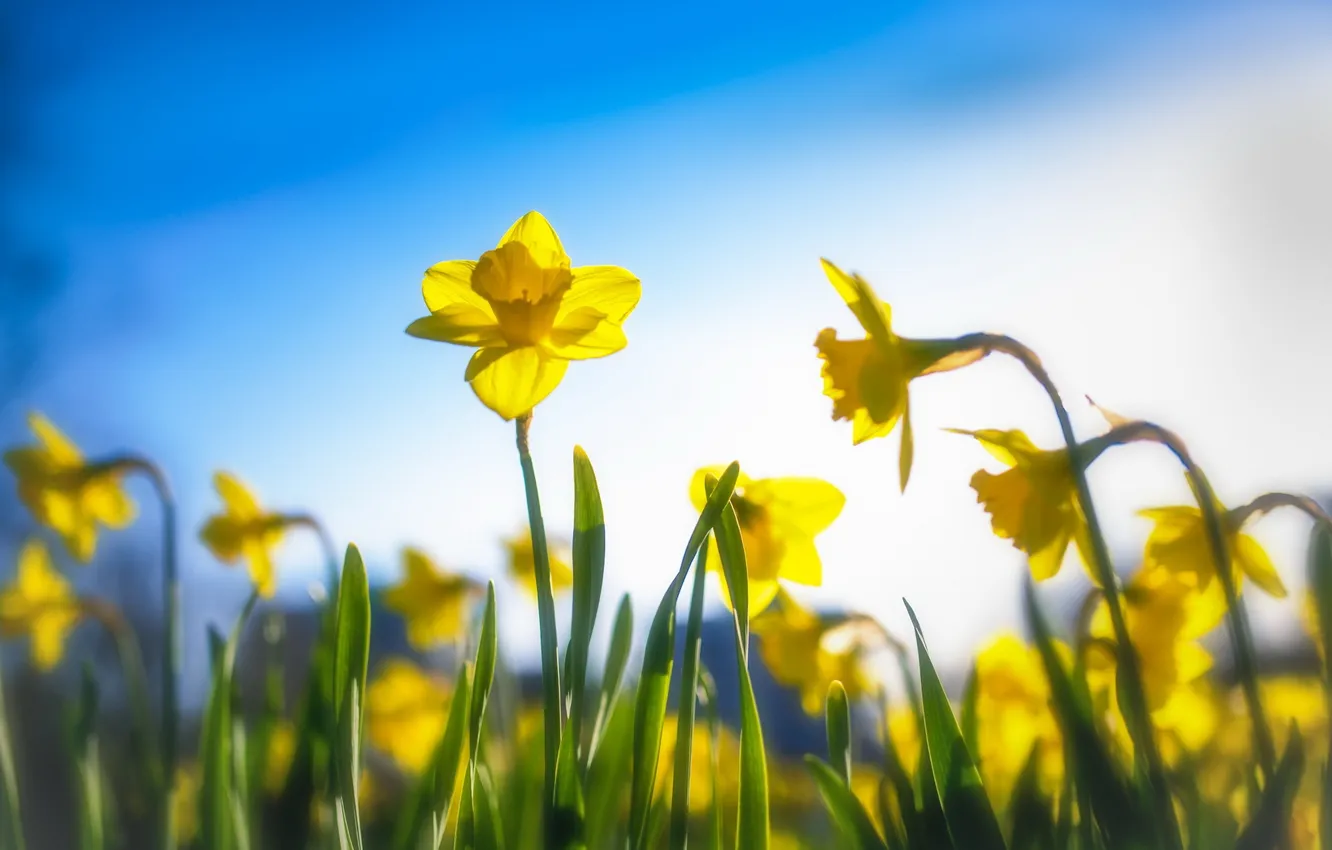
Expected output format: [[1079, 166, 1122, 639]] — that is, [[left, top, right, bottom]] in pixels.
[[1022, 580, 1150, 849], [71, 665, 104, 850], [668, 546, 709, 850], [0, 660, 25, 850], [698, 669, 725, 850], [585, 692, 635, 850], [806, 755, 889, 850], [332, 545, 371, 850], [589, 594, 633, 761], [201, 592, 259, 850], [714, 491, 769, 850], [459, 582, 499, 850], [1308, 524, 1332, 850], [628, 462, 740, 849], [552, 717, 587, 850], [472, 766, 506, 850], [391, 663, 473, 850], [566, 446, 607, 773], [959, 667, 980, 763], [826, 680, 852, 786], [904, 600, 1005, 850], [1235, 726, 1305, 850], [1008, 746, 1055, 850]]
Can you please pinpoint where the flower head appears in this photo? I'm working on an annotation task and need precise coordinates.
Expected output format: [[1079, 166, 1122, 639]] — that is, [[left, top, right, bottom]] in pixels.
[[752, 590, 877, 715], [505, 530, 573, 597], [383, 547, 477, 649], [972, 633, 1065, 805], [954, 428, 1092, 582], [689, 466, 844, 616], [199, 472, 294, 598], [3, 413, 136, 562], [407, 211, 642, 420], [815, 260, 985, 487], [0, 538, 82, 670], [366, 658, 452, 774]]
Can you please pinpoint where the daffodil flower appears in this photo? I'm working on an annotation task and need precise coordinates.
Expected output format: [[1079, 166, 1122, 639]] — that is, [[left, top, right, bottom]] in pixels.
[[365, 657, 452, 774], [752, 591, 875, 715], [952, 428, 1094, 582], [505, 530, 573, 597], [689, 467, 844, 617], [815, 260, 985, 487], [0, 538, 82, 670], [1140, 503, 1287, 605], [383, 546, 478, 649], [3, 413, 136, 562], [973, 634, 1065, 804], [406, 211, 642, 420], [199, 472, 294, 598]]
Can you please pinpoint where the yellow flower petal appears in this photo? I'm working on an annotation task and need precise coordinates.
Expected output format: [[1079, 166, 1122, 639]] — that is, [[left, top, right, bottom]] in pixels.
[[557, 265, 642, 325], [422, 259, 488, 314], [31, 613, 76, 671], [243, 537, 278, 598], [465, 346, 568, 421], [687, 466, 753, 513], [820, 259, 890, 337], [1234, 533, 1287, 598], [745, 477, 845, 537], [214, 472, 261, 520], [953, 428, 1041, 468], [497, 211, 569, 267], [28, 412, 82, 466], [774, 535, 822, 587], [85, 477, 137, 529], [815, 329, 903, 443], [406, 313, 505, 347]]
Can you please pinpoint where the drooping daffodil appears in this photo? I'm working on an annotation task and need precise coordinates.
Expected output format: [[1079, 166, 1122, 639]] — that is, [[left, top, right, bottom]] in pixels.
[[752, 590, 878, 715], [0, 538, 82, 670], [815, 259, 986, 488], [689, 467, 844, 616], [505, 529, 574, 597], [383, 546, 478, 650], [972, 633, 1065, 805], [199, 472, 296, 598], [365, 657, 452, 774], [4, 413, 136, 562], [406, 211, 642, 421]]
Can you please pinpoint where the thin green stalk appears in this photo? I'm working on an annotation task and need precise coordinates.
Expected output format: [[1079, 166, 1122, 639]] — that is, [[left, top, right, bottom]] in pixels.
[[515, 413, 564, 832], [955, 334, 1179, 848], [0, 657, 24, 850], [668, 546, 709, 849], [81, 599, 160, 797]]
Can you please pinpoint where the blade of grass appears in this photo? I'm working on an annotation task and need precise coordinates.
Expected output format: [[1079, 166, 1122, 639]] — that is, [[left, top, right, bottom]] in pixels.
[[466, 583, 499, 848], [331, 545, 371, 850], [201, 592, 259, 850], [1234, 726, 1305, 850], [904, 600, 1005, 850], [585, 692, 635, 850], [699, 669, 724, 850], [589, 595, 633, 762], [1008, 746, 1055, 850], [628, 463, 740, 849], [827, 681, 852, 785], [0, 658, 24, 850], [566, 446, 606, 773], [806, 755, 888, 850], [551, 717, 586, 850], [391, 663, 473, 850], [473, 765, 506, 850], [72, 665, 104, 850], [668, 546, 709, 850]]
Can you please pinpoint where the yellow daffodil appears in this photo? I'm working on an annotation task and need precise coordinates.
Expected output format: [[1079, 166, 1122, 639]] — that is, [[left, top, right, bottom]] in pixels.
[[885, 706, 921, 776], [652, 713, 741, 814], [505, 530, 573, 597], [264, 720, 297, 795], [3, 413, 136, 562], [1088, 569, 1214, 711], [973, 634, 1064, 805], [753, 591, 876, 715], [689, 466, 844, 616], [172, 765, 201, 845], [1140, 503, 1287, 622], [366, 658, 452, 774], [0, 538, 81, 670], [953, 428, 1092, 582], [406, 211, 642, 421], [383, 547, 477, 650], [815, 259, 985, 487], [199, 472, 295, 598]]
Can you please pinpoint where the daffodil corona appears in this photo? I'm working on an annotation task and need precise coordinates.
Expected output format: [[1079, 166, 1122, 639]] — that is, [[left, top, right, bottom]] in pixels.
[[407, 211, 642, 420], [383, 546, 477, 649], [689, 466, 844, 616], [1140, 503, 1287, 611], [199, 472, 294, 598], [4, 413, 136, 562], [0, 538, 81, 670]]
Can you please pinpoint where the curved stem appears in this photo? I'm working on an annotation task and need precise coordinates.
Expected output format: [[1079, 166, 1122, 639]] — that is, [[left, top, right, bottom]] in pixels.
[[958, 332, 1180, 846], [81, 598, 161, 794], [286, 513, 341, 599], [515, 414, 563, 829], [1102, 421, 1286, 777], [1230, 492, 1332, 531]]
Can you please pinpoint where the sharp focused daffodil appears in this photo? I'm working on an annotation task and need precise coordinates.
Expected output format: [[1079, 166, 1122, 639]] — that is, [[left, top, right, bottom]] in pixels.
[[815, 259, 985, 487], [406, 211, 642, 421], [383, 546, 477, 650], [973, 634, 1065, 804], [199, 472, 294, 598], [0, 538, 82, 670], [505, 529, 573, 597], [954, 428, 1092, 582], [4, 413, 136, 562], [366, 657, 452, 774], [752, 590, 876, 715], [689, 466, 844, 616]]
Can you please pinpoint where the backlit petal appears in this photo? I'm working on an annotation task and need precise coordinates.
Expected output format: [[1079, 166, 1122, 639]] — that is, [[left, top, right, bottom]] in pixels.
[[546, 309, 629, 359], [28, 412, 82, 465], [85, 477, 137, 529], [776, 535, 822, 587], [747, 477, 845, 536], [465, 347, 568, 421], [953, 429, 1042, 468], [422, 260, 492, 315], [1234, 533, 1287, 598], [497, 211, 569, 268], [214, 472, 261, 520], [31, 612, 76, 671], [688, 465, 752, 512], [244, 539, 277, 598], [559, 265, 641, 324], [406, 312, 504, 347], [820, 259, 891, 337]]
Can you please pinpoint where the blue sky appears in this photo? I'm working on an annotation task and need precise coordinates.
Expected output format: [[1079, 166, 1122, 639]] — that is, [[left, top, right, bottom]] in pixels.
[[6, 0, 1332, 680]]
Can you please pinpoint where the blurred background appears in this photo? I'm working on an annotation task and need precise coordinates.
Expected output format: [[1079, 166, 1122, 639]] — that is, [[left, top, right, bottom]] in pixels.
[[3, 0, 1331, 842]]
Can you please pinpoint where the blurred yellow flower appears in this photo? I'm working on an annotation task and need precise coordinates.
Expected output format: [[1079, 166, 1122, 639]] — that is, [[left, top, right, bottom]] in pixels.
[[0, 538, 81, 671], [366, 658, 452, 774], [505, 530, 573, 597], [264, 720, 297, 795], [689, 467, 844, 615], [753, 591, 876, 715], [3, 413, 136, 562], [406, 211, 642, 421], [384, 547, 476, 650], [953, 428, 1090, 582], [885, 706, 921, 776], [199, 472, 293, 598], [1140, 503, 1287, 616], [1089, 569, 1214, 711], [973, 634, 1064, 805], [653, 714, 741, 814], [814, 260, 985, 484], [172, 765, 200, 845]]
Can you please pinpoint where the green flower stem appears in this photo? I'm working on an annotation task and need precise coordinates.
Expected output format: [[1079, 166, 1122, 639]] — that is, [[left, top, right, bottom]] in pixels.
[[668, 545, 709, 850], [287, 513, 341, 600], [515, 413, 564, 831], [958, 333, 1180, 848], [81, 598, 160, 796]]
